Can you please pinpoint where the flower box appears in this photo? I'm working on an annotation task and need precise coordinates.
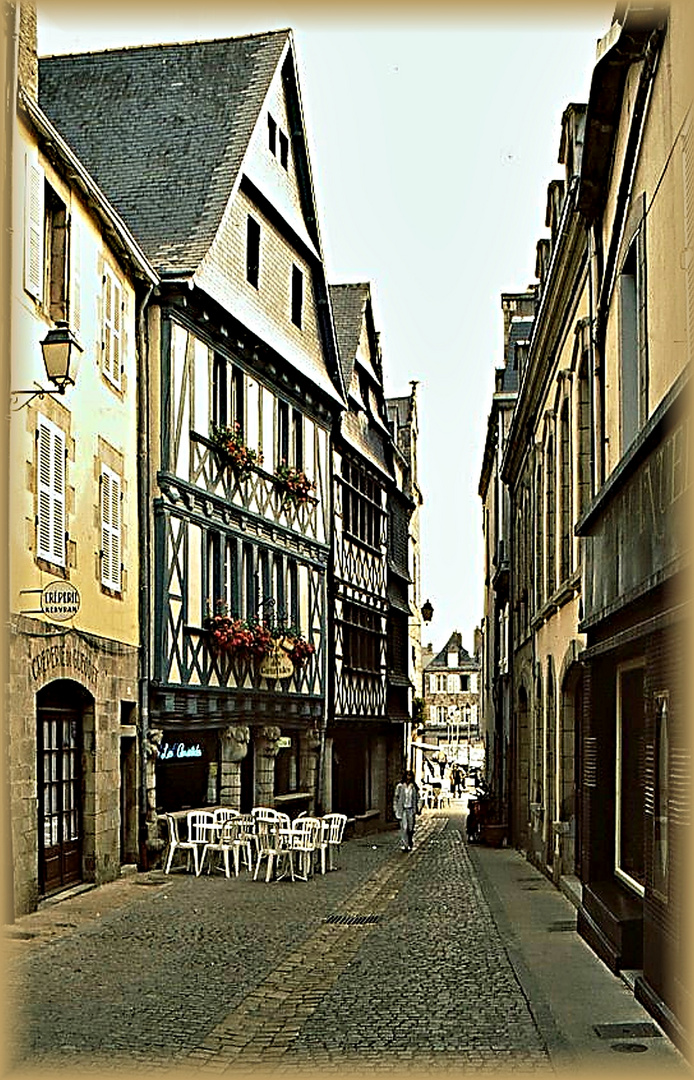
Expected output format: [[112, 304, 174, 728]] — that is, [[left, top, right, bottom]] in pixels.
[[210, 423, 262, 478]]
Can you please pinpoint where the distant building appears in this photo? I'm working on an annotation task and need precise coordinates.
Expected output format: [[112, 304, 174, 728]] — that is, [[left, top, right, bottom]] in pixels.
[[416, 632, 481, 783]]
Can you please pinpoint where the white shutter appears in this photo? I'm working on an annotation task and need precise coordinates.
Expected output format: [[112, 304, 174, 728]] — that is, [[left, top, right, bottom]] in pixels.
[[102, 267, 122, 388], [24, 155, 44, 302], [101, 466, 121, 591], [36, 416, 66, 566], [69, 215, 81, 334]]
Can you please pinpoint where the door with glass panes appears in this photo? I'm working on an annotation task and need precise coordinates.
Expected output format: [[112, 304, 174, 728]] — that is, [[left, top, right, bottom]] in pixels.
[[37, 690, 82, 894]]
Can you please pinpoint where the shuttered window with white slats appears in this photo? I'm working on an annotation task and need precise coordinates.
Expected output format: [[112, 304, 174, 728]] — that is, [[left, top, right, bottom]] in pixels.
[[100, 465, 122, 591], [36, 416, 66, 566], [102, 266, 122, 388]]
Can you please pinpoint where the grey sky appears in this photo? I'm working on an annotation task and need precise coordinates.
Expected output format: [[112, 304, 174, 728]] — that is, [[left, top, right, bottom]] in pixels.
[[37, 2, 611, 653]]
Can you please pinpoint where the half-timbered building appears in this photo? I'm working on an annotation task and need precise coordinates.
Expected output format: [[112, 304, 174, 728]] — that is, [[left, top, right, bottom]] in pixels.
[[327, 283, 402, 828], [40, 31, 346, 851]]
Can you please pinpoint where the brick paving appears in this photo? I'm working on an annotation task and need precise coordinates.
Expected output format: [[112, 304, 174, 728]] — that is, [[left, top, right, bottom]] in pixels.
[[5, 811, 550, 1074]]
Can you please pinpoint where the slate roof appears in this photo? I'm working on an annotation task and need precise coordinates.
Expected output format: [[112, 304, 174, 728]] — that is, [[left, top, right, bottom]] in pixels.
[[39, 31, 289, 271], [329, 283, 370, 390], [426, 631, 478, 670]]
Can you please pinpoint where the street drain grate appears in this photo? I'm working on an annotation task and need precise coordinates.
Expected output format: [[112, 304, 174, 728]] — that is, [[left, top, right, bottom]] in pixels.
[[324, 914, 381, 926], [547, 920, 576, 932], [595, 1023, 662, 1039]]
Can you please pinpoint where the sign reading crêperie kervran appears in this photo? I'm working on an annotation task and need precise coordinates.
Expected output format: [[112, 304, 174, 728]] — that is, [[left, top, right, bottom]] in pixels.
[[41, 580, 81, 621]]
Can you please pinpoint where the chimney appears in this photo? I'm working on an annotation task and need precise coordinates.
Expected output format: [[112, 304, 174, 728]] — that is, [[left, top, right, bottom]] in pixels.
[[18, 1, 38, 102]]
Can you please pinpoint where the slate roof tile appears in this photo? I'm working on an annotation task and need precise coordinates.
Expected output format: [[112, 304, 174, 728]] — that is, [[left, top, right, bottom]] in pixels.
[[39, 32, 289, 271]]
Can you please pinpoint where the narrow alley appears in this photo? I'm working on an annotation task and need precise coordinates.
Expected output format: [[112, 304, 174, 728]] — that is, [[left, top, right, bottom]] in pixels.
[[5, 808, 687, 1076]]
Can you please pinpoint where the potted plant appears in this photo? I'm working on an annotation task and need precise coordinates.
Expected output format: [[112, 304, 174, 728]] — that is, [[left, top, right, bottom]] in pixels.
[[274, 462, 316, 508], [205, 602, 271, 662], [210, 423, 262, 478]]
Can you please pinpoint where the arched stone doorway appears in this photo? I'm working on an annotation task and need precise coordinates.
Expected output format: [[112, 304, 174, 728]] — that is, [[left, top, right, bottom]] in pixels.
[[36, 680, 94, 896]]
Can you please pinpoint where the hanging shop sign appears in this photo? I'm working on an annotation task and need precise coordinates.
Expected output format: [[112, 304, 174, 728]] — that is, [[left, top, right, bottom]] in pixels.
[[158, 741, 204, 762], [41, 580, 81, 621], [259, 640, 294, 680]]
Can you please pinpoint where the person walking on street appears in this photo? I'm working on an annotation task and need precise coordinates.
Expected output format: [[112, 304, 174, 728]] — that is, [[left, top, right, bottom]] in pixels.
[[393, 769, 422, 851]]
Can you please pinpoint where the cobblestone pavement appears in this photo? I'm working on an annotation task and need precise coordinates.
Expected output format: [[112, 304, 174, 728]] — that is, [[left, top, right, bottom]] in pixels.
[[6, 812, 550, 1075]]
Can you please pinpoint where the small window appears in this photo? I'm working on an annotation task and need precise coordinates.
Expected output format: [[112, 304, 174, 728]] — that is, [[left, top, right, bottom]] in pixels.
[[246, 216, 260, 289], [291, 265, 303, 329], [100, 465, 122, 592], [36, 415, 66, 567], [279, 131, 289, 170], [102, 265, 123, 389], [268, 114, 277, 155], [292, 408, 303, 470], [277, 399, 290, 467]]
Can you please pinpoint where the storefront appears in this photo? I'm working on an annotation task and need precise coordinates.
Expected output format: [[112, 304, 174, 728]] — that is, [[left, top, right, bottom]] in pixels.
[[576, 374, 690, 1047]]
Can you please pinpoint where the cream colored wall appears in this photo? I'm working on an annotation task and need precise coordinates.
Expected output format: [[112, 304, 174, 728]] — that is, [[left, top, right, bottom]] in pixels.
[[11, 118, 140, 646], [602, 13, 690, 477]]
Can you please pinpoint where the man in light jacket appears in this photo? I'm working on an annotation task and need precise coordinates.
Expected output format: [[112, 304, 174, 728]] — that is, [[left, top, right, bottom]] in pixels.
[[393, 769, 422, 852]]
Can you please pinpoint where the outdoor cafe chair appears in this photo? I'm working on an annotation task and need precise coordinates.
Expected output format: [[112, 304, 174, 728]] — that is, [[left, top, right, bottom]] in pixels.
[[186, 810, 215, 876], [199, 816, 237, 878], [163, 813, 202, 876], [290, 816, 322, 881], [322, 812, 347, 871], [231, 813, 255, 873], [253, 817, 294, 883]]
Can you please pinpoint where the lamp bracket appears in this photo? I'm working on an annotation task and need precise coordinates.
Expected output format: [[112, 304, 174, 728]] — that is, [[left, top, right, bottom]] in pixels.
[[11, 383, 66, 411]]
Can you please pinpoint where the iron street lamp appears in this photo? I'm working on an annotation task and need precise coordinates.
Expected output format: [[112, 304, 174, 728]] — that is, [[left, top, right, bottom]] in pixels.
[[12, 321, 83, 409], [421, 598, 434, 623]]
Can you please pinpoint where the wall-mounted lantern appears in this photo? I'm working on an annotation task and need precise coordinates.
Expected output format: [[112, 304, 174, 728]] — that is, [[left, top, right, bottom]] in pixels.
[[421, 599, 434, 624], [12, 321, 83, 409]]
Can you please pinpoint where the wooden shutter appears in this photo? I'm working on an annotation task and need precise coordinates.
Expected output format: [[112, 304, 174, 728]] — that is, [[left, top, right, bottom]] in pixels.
[[101, 466, 122, 591], [102, 267, 122, 388], [69, 215, 81, 335], [36, 416, 66, 565], [24, 155, 44, 302]]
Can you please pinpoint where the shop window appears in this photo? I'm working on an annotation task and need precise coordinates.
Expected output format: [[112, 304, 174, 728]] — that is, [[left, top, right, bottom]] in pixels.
[[275, 736, 300, 795], [615, 661, 646, 895], [653, 693, 670, 899]]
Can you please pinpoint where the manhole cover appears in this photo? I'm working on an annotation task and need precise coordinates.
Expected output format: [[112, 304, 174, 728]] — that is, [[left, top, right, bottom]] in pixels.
[[595, 1023, 661, 1039], [324, 913, 381, 926], [611, 1043, 649, 1053]]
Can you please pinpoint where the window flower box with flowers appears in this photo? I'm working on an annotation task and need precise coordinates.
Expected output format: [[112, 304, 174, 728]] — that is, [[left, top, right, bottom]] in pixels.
[[210, 423, 262, 478], [205, 601, 316, 671], [274, 462, 316, 508]]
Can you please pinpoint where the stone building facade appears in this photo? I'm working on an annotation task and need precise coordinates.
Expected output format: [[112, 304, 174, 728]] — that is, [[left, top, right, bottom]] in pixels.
[[7, 3, 157, 916]]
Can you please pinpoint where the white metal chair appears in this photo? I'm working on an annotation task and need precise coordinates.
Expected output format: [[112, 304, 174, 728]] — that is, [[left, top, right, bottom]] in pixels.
[[230, 813, 255, 874], [290, 816, 322, 881], [322, 812, 347, 871], [199, 816, 236, 878], [186, 810, 215, 876], [253, 817, 294, 882], [163, 813, 201, 875]]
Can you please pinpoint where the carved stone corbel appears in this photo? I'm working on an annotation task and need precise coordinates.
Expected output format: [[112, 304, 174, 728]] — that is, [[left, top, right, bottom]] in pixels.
[[221, 724, 250, 763]]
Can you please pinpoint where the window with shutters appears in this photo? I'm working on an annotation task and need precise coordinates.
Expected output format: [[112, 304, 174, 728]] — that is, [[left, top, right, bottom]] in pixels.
[[24, 158, 73, 327], [102, 265, 123, 389], [36, 415, 66, 567], [100, 465, 122, 592], [619, 229, 648, 454]]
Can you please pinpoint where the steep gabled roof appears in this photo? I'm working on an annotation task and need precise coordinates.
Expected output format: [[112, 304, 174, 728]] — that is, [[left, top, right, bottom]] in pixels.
[[426, 631, 478, 669], [39, 32, 290, 272], [329, 283, 370, 388]]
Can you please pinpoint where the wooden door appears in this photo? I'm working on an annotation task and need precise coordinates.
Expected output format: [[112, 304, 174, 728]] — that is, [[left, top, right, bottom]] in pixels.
[[37, 703, 82, 894]]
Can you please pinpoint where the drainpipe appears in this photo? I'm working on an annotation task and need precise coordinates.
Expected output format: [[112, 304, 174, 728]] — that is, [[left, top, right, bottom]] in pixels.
[[136, 282, 154, 867], [2, 0, 20, 925]]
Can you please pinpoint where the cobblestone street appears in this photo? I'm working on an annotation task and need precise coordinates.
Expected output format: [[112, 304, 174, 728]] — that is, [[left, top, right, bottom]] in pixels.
[[4, 810, 687, 1075]]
